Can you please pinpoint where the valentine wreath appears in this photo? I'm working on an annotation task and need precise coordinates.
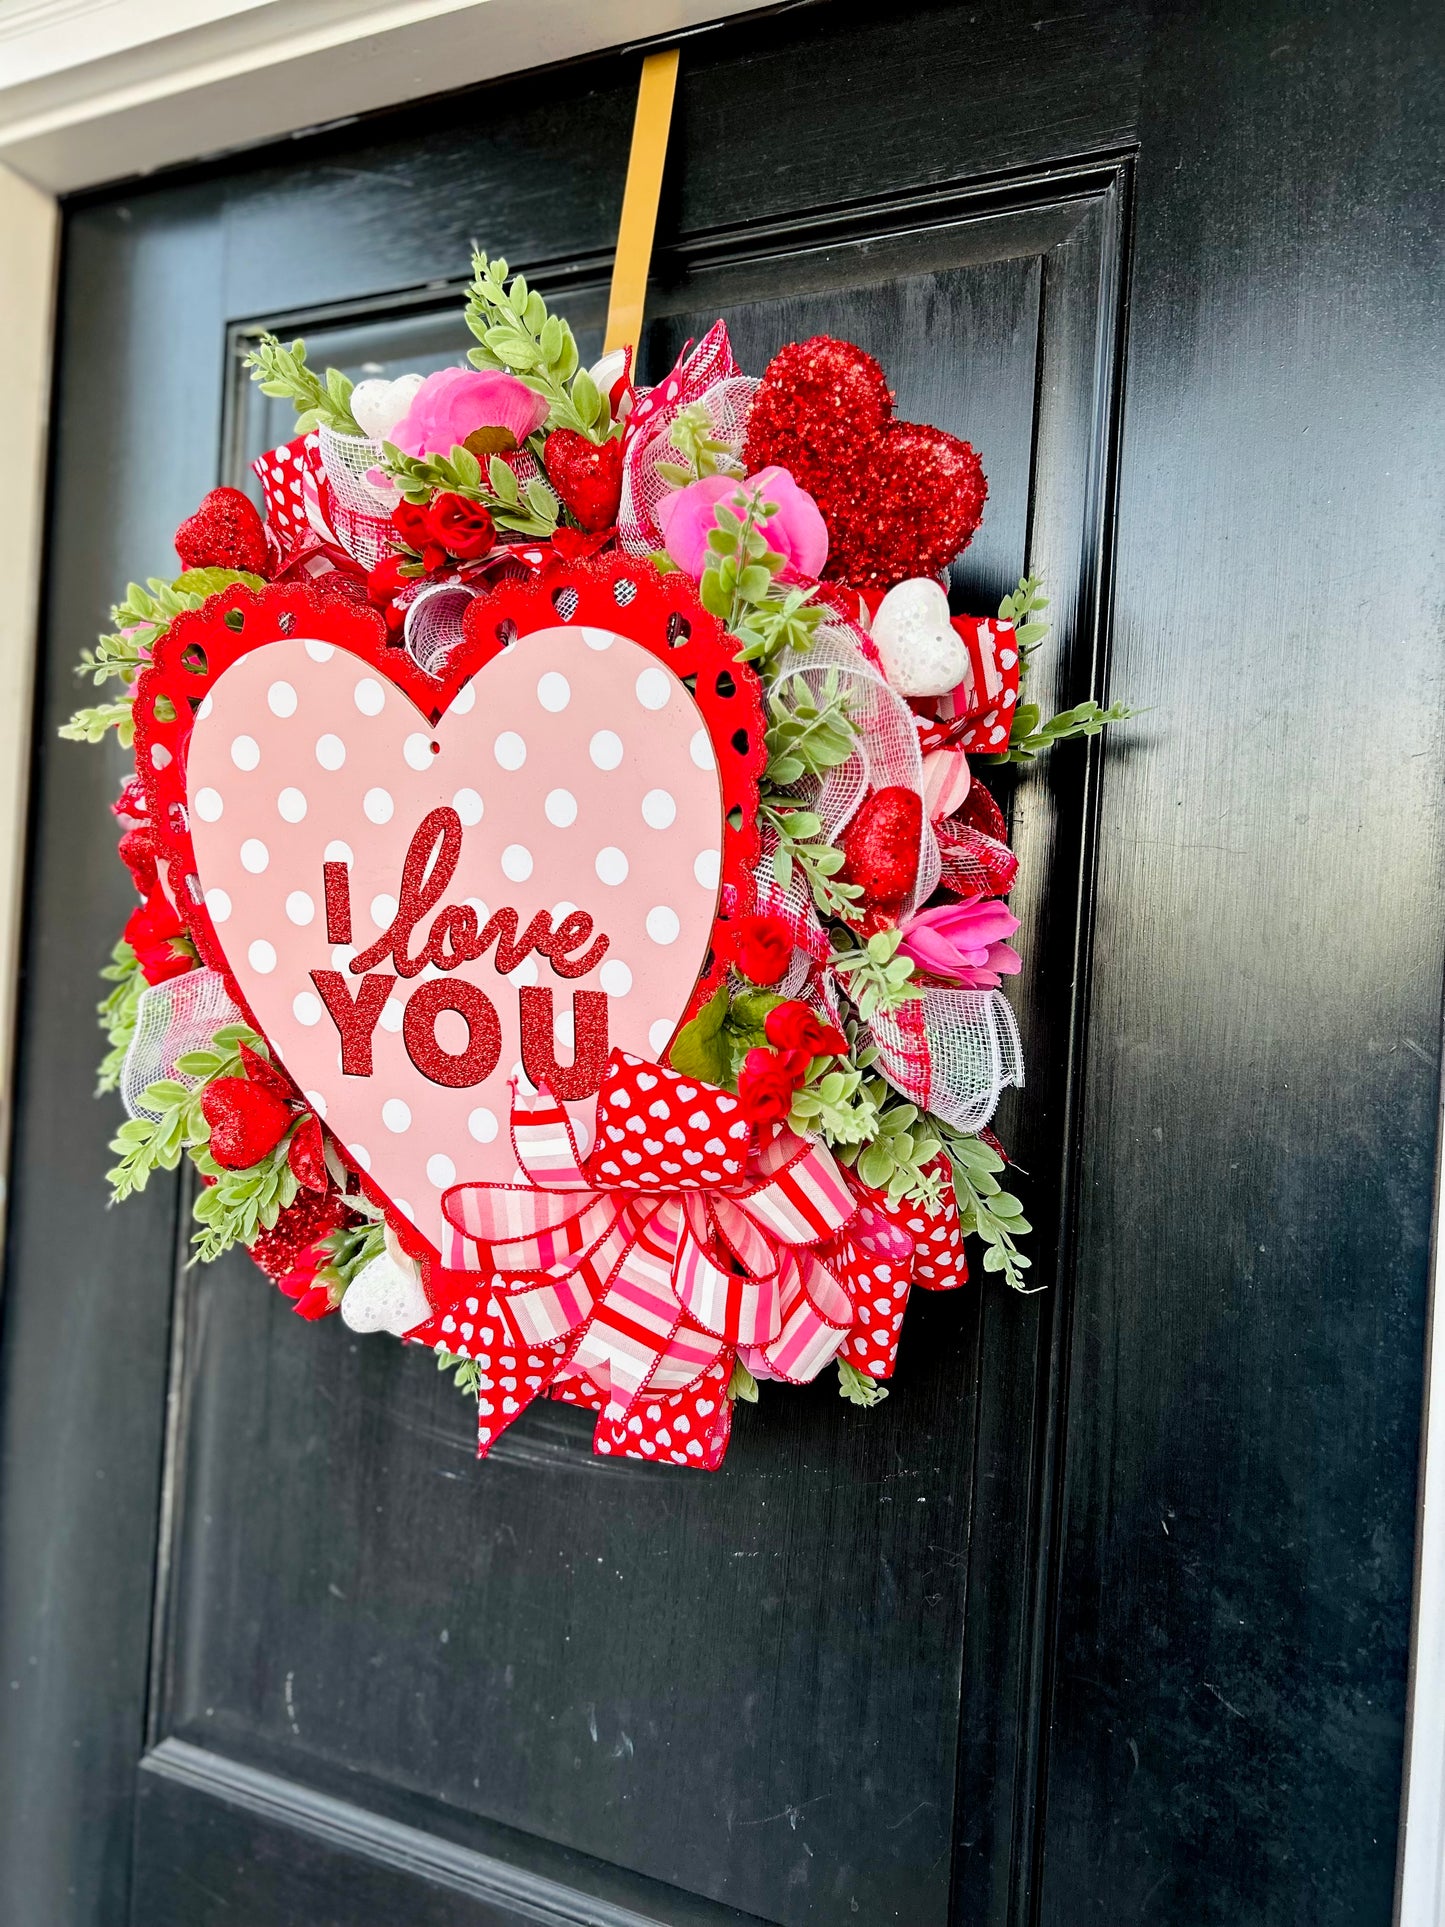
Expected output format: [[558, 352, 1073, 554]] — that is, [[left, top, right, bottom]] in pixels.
[[65, 253, 1131, 1469]]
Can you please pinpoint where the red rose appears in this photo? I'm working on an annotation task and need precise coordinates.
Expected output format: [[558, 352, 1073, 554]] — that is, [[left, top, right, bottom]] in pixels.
[[737, 1046, 809, 1126], [276, 1248, 324, 1299], [764, 1001, 847, 1058], [390, 499, 433, 552], [124, 886, 192, 985], [730, 914, 794, 985], [428, 492, 495, 559]]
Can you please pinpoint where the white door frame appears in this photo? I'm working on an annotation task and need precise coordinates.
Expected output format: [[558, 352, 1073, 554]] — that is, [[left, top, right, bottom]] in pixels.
[[0, 9, 1437, 1921]]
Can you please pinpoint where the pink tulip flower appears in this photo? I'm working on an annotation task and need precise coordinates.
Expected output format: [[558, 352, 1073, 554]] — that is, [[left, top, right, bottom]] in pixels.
[[898, 897, 1022, 989]]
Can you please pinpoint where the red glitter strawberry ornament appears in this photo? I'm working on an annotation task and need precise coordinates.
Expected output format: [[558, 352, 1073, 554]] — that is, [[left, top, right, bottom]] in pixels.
[[200, 1077, 293, 1169], [544, 430, 624, 533], [174, 486, 269, 575], [743, 337, 987, 592], [841, 785, 923, 910]]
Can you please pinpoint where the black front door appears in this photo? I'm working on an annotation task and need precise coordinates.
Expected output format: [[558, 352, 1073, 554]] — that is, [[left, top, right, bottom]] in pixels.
[[1, 4, 1439, 1924]]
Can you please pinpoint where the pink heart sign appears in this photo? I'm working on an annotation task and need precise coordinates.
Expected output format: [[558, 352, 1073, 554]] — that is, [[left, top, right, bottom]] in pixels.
[[184, 627, 724, 1252]]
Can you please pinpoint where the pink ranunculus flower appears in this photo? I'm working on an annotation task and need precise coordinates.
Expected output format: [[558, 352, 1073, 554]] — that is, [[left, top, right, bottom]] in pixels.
[[656, 465, 829, 578], [388, 366, 550, 459], [898, 897, 1022, 989]]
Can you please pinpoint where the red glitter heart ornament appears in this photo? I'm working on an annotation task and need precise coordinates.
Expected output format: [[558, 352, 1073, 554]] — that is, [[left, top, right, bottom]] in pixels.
[[743, 337, 987, 592], [544, 430, 624, 533], [174, 486, 269, 576]]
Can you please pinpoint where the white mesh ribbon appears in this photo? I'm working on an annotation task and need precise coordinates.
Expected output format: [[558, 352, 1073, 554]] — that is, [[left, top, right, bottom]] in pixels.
[[120, 968, 246, 1122], [403, 580, 480, 677], [616, 320, 754, 555], [755, 608, 942, 946], [315, 426, 398, 570], [872, 987, 1023, 1133]]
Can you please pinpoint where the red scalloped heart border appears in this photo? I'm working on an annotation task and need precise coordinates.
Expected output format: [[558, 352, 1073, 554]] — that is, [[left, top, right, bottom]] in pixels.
[[131, 555, 765, 1254]]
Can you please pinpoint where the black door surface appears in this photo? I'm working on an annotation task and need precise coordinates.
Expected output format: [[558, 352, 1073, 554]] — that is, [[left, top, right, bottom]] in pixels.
[[2, 3, 1441, 1924]]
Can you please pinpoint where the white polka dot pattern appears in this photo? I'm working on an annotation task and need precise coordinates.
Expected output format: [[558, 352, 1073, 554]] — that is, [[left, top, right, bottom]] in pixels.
[[185, 629, 723, 1251]]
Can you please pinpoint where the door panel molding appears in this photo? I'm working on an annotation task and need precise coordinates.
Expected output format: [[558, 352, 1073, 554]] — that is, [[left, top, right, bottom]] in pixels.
[[137, 1740, 768, 1927]]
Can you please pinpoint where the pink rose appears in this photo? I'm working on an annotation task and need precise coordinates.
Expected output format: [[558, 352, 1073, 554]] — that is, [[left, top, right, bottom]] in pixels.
[[656, 465, 828, 578], [389, 367, 550, 459], [898, 897, 1022, 989]]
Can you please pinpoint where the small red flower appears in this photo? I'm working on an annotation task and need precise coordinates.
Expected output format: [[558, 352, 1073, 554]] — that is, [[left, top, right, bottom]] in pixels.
[[291, 1282, 337, 1321], [124, 885, 192, 985], [730, 914, 794, 986], [428, 492, 494, 558], [200, 1077, 293, 1170], [737, 1046, 810, 1126], [764, 1001, 848, 1058], [276, 1246, 324, 1298], [390, 498, 433, 551]]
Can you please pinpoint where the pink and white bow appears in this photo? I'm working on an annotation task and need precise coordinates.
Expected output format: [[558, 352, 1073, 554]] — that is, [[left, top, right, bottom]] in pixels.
[[405, 1051, 917, 1468]]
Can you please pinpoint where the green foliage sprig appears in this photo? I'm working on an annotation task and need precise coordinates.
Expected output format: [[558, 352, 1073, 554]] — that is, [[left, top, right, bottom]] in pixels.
[[698, 489, 824, 670], [987, 574, 1135, 763], [656, 402, 742, 487], [760, 802, 861, 921], [669, 983, 785, 1089], [244, 334, 363, 436], [836, 1090, 943, 1205], [62, 568, 264, 745], [96, 940, 144, 1095], [939, 1126, 1033, 1291], [998, 574, 1051, 674], [61, 698, 137, 748], [727, 1357, 760, 1404], [829, 925, 922, 1023], [787, 1058, 878, 1147], [763, 669, 855, 789], [987, 698, 1136, 764], [190, 1137, 299, 1265], [313, 1216, 386, 1295], [464, 252, 612, 441], [435, 1350, 485, 1396], [106, 1022, 263, 1202], [838, 1358, 888, 1407]]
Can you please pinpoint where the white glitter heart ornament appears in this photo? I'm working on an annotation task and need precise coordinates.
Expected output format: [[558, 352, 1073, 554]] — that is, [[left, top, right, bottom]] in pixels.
[[871, 577, 971, 698], [350, 373, 425, 442]]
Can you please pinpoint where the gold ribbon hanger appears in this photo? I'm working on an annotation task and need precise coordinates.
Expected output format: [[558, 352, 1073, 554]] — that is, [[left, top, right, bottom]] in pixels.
[[603, 48, 681, 358]]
